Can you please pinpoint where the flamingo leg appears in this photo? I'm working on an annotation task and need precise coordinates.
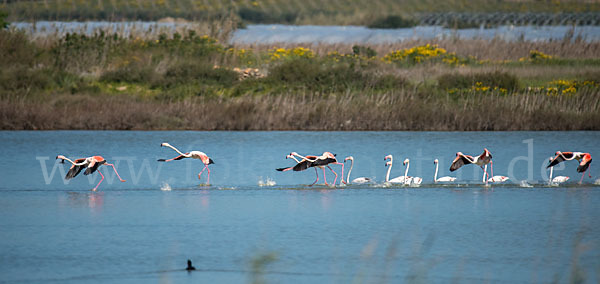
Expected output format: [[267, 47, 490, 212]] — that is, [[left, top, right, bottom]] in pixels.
[[483, 166, 489, 186], [93, 170, 105, 191], [198, 164, 210, 184], [333, 162, 345, 185], [327, 165, 338, 186], [105, 163, 126, 182], [322, 167, 328, 185], [579, 171, 585, 184], [310, 168, 319, 186]]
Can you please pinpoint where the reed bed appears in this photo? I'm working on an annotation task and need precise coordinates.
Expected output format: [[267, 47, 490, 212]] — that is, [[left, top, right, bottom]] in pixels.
[[2, 88, 599, 130]]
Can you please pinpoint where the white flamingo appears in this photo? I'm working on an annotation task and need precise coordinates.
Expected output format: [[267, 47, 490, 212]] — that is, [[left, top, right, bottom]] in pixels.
[[384, 155, 408, 184], [343, 156, 371, 185], [547, 157, 569, 185], [403, 158, 422, 185], [433, 159, 456, 183]]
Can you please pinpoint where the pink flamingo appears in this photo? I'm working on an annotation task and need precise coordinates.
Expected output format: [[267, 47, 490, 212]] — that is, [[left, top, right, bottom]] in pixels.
[[547, 151, 592, 184], [158, 142, 214, 184], [56, 155, 126, 191], [277, 152, 344, 186], [450, 148, 493, 182]]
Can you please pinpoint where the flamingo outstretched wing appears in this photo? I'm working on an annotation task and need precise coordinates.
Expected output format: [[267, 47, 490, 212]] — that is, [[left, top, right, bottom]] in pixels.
[[84, 160, 105, 175], [65, 158, 87, 179], [158, 154, 188, 162], [547, 152, 573, 168], [450, 154, 473, 172]]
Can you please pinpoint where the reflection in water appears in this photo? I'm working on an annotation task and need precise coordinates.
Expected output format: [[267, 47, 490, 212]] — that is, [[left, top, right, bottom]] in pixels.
[[200, 190, 210, 209], [63, 191, 104, 211]]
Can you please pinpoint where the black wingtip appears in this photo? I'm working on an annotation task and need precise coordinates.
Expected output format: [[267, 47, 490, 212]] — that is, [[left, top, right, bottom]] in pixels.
[[276, 168, 286, 171], [157, 159, 166, 162]]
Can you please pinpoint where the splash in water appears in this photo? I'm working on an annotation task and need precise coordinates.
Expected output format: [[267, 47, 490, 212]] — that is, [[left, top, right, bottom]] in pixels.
[[258, 177, 277, 187], [520, 180, 533, 188], [161, 182, 172, 191]]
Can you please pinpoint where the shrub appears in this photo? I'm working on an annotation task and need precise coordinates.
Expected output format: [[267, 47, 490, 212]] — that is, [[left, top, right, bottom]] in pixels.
[[100, 66, 157, 84], [0, 30, 38, 67], [158, 62, 239, 87], [0, 10, 8, 29], [352, 45, 377, 58], [368, 15, 416, 29], [438, 71, 520, 91], [238, 8, 297, 24], [267, 58, 407, 92]]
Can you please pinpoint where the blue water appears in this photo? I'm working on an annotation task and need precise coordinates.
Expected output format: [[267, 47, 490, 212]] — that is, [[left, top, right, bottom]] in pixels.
[[11, 22, 600, 43], [0, 131, 599, 283]]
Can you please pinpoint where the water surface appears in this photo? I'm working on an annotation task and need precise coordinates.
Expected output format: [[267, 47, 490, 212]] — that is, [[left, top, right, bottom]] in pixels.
[[0, 131, 599, 283], [11, 22, 600, 43]]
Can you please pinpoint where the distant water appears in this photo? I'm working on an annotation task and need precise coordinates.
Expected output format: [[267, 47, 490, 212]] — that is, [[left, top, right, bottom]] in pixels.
[[11, 21, 600, 43], [0, 131, 599, 283]]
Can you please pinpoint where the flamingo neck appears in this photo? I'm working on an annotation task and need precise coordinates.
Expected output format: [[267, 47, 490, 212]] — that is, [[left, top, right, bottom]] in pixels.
[[404, 162, 409, 180], [386, 161, 392, 182], [549, 166, 553, 182], [165, 144, 188, 157], [61, 156, 78, 165], [346, 159, 353, 184], [434, 162, 439, 182], [60, 156, 87, 166]]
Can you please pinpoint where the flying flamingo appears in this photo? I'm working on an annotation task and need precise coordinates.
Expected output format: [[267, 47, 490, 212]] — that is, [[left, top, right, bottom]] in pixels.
[[483, 164, 509, 183], [158, 142, 215, 184], [343, 156, 371, 184], [56, 155, 126, 191], [547, 157, 569, 185], [433, 159, 456, 183], [547, 151, 592, 184], [384, 155, 408, 184], [450, 148, 493, 182], [403, 158, 422, 185], [277, 152, 344, 186]]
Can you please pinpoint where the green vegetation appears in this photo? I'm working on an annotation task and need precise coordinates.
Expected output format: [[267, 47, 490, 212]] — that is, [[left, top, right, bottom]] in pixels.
[[3, 0, 600, 25], [1, 27, 599, 130]]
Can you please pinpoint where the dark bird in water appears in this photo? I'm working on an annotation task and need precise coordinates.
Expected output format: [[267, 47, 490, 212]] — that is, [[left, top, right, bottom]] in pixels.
[[276, 152, 344, 186], [186, 259, 196, 271]]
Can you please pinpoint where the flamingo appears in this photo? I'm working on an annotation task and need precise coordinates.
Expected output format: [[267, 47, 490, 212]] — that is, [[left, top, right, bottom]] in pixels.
[[384, 155, 408, 184], [547, 151, 592, 184], [483, 164, 509, 183], [450, 148, 493, 183], [277, 152, 344, 186], [158, 142, 215, 184], [403, 158, 422, 185], [343, 156, 372, 185], [56, 155, 126, 191], [433, 159, 456, 183], [547, 157, 569, 185]]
